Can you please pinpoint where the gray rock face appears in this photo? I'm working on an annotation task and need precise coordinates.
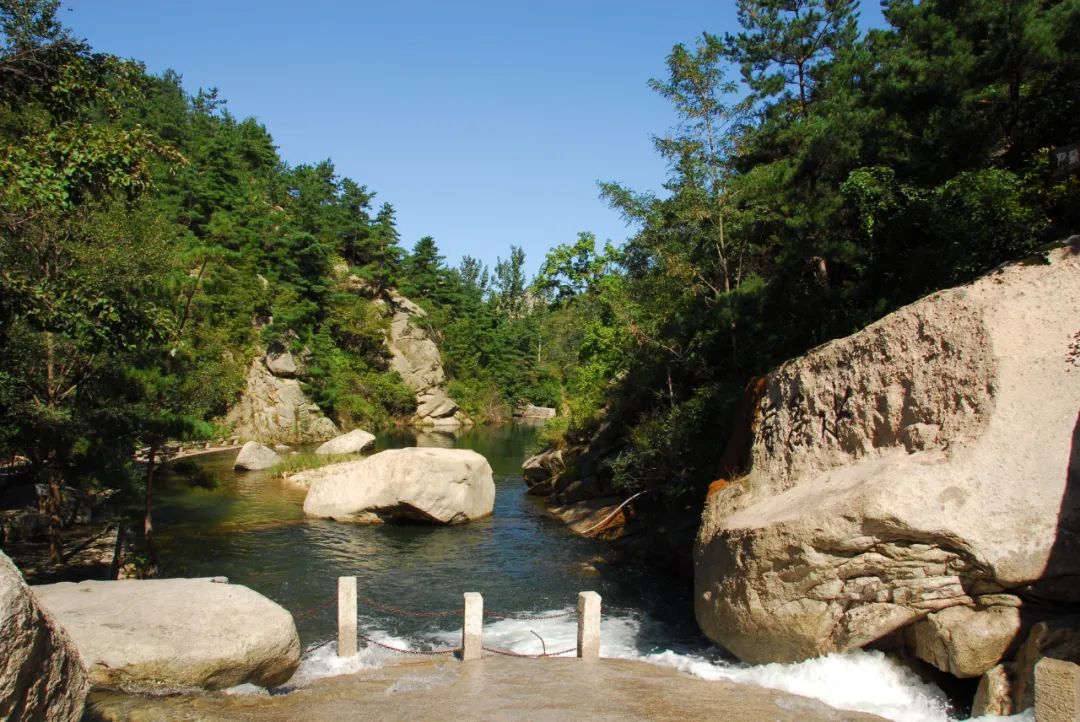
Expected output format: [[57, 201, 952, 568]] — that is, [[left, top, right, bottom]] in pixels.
[[315, 429, 376, 456], [416, 390, 459, 420], [1, 551, 88, 722], [383, 292, 471, 428], [32, 577, 300, 692], [264, 349, 298, 378], [516, 404, 557, 419], [224, 357, 338, 444], [301, 447, 494, 524], [695, 243, 1080, 667], [234, 441, 281, 471]]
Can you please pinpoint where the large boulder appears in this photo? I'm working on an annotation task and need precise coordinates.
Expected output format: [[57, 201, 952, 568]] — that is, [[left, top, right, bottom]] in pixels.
[[1, 551, 88, 722], [522, 449, 565, 496], [302, 447, 494, 524], [224, 357, 338, 444], [32, 577, 300, 692], [234, 441, 281, 471], [315, 429, 376, 456], [695, 242, 1080, 667]]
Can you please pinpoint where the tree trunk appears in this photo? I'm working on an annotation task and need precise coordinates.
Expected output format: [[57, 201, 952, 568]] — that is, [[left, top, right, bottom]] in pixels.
[[143, 444, 159, 568], [46, 474, 65, 564]]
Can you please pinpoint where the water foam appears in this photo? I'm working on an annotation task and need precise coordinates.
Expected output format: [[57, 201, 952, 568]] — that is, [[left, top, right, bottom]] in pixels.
[[286, 627, 414, 687], [290, 610, 1038, 722], [423, 610, 1035, 722]]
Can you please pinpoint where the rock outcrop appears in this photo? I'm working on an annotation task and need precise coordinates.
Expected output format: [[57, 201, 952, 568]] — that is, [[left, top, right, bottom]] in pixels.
[[515, 404, 557, 419], [522, 449, 565, 496], [32, 577, 300, 692], [383, 291, 472, 428], [234, 441, 282, 471], [695, 242, 1080, 670], [301, 447, 494, 524], [315, 429, 376, 456], [224, 356, 337, 445], [1, 551, 89, 722]]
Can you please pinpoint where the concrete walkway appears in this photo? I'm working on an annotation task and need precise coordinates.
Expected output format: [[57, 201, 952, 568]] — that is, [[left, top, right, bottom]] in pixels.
[[85, 656, 886, 722]]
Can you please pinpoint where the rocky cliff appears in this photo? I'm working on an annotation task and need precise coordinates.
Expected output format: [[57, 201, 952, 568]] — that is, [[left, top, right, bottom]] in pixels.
[[381, 291, 471, 428], [694, 240, 1080, 703], [224, 352, 338, 444]]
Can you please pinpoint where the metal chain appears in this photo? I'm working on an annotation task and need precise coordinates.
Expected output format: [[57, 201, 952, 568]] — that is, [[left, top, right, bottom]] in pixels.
[[357, 632, 459, 656], [483, 609, 577, 620], [357, 594, 463, 619], [293, 596, 337, 620], [482, 646, 578, 658]]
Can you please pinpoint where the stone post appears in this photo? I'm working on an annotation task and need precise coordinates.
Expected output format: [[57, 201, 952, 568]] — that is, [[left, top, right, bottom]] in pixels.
[[462, 592, 483, 661], [577, 591, 601, 659], [338, 576, 357, 658], [1035, 657, 1080, 722]]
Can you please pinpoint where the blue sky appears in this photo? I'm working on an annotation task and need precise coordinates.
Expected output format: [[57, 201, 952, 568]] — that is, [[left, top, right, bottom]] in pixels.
[[65, 1, 886, 277]]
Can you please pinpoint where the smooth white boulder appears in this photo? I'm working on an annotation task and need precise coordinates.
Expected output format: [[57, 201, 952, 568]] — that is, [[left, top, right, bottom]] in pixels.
[[302, 447, 494, 524], [1, 551, 88, 721], [315, 429, 376, 456], [32, 577, 300, 692], [234, 441, 281, 471]]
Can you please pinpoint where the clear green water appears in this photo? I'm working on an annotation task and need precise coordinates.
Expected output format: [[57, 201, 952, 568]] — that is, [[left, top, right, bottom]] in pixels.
[[155, 424, 699, 650]]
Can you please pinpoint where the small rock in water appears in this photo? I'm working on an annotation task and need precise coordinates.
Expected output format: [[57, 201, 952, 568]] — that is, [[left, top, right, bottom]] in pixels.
[[234, 441, 281, 471]]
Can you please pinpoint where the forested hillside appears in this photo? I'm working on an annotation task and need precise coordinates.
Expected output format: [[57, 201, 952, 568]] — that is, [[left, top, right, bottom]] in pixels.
[[539, 0, 1080, 530], [0, 0, 583, 557], [2, 0, 1078, 564]]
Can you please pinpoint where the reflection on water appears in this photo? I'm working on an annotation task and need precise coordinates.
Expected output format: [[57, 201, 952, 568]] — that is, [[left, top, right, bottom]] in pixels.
[[156, 424, 699, 649]]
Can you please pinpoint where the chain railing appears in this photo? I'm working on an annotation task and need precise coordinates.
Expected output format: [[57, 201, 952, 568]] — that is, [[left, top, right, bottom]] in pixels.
[[296, 580, 603, 662]]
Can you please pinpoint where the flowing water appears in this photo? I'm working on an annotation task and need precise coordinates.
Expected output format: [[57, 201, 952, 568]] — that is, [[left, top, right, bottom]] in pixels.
[[154, 424, 1023, 722]]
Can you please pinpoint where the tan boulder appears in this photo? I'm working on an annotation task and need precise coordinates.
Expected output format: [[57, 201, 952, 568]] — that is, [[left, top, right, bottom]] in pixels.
[[1035, 658, 1080, 722], [906, 604, 1022, 678], [695, 242, 1080, 666], [302, 447, 494, 524], [315, 429, 376, 456], [0, 551, 88, 722], [972, 664, 1013, 717], [32, 577, 300, 692], [234, 441, 281, 471]]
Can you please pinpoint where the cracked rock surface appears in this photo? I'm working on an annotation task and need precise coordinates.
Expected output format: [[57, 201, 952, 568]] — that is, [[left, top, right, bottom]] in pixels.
[[695, 242, 1080, 668]]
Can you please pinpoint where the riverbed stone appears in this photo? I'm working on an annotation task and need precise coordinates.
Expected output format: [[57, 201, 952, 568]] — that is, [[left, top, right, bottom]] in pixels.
[[907, 604, 1022, 678], [0, 550, 89, 722], [315, 429, 376, 456], [695, 242, 1080, 666], [972, 664, 1013, 717], [32, 577, 300, 692], [234, 441, 281, 471], [1009, 617, 1080, 713], [302, 447, 494, 524], [1035, 658, 1080, 722], [522, 449, 565, 496]]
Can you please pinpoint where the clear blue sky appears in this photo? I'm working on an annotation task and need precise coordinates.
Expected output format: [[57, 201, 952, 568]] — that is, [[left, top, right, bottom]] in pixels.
[[65, 1, 885, 277]]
